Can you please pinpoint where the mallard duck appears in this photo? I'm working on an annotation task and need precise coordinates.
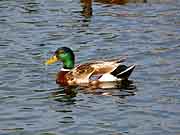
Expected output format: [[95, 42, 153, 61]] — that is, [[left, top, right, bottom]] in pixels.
[[45, 47, 135, 86]]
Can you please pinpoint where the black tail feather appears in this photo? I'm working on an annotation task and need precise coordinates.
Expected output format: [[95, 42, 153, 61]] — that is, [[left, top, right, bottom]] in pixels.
[[111, 65, 135, 79], [111, 65, 128, 76]]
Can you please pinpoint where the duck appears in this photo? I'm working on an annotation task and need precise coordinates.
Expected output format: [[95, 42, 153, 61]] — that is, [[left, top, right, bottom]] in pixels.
[[45, 47, 135, 86]]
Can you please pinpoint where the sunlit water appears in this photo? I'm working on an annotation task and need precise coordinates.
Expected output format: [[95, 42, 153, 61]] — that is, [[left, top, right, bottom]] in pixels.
[[0, 0, 180, 135]]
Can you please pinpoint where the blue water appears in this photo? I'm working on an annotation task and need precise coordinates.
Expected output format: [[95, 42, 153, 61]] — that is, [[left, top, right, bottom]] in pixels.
[[0, 0, 180, 135]]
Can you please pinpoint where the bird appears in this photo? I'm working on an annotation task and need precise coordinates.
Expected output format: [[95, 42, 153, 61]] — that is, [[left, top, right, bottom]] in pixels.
[[45, 47, 135, 87]]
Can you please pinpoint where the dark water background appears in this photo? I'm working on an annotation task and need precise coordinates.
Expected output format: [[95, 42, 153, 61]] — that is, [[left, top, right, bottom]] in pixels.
[[0, 0, 180, 135]]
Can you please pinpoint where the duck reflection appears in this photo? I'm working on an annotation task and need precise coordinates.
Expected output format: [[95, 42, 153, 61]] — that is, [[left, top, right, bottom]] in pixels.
[[51, 79, 136, 99], [78, 80, 136, 96], [51, 86, 78, 99]]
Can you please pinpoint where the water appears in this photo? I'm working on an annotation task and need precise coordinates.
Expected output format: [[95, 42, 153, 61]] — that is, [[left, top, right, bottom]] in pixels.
[[0, 0, 180, 135]]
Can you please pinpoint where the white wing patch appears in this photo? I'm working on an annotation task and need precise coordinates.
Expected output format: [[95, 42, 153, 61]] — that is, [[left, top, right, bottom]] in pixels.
[[98, 73, 120, 82]]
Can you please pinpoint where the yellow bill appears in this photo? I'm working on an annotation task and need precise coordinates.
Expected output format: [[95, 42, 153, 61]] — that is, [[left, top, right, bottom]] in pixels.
[[45, 55, 58, 65]]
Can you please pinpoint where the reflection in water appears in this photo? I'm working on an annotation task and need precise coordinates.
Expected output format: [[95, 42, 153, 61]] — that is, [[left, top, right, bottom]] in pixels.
[[48, 81, 135, 133], [80, 0, 147, 17], [80, 0, 92, 17], [51, 80, 136, 100], [78, 80, 137, 96], [95, 0, 147, 4], [51, 86, 77, 101]]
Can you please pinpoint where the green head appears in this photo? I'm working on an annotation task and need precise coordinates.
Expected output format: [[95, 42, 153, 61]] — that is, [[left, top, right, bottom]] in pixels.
[[45, 47, 75, 69]]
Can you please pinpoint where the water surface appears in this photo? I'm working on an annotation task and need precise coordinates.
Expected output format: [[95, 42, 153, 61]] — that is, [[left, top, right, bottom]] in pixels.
[[0, 0, 180, 135]]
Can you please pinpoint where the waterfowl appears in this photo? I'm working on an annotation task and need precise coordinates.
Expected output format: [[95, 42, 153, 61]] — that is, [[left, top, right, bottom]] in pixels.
[[45, 47, 135, 86]]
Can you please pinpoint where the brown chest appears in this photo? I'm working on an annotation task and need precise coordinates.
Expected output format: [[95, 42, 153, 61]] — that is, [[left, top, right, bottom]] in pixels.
[[56, 71, 69, 86]]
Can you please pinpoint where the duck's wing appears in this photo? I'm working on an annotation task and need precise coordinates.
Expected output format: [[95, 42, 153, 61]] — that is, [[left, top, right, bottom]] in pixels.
[[66, 63, 96, 84], [91, 61, 121, 74]]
